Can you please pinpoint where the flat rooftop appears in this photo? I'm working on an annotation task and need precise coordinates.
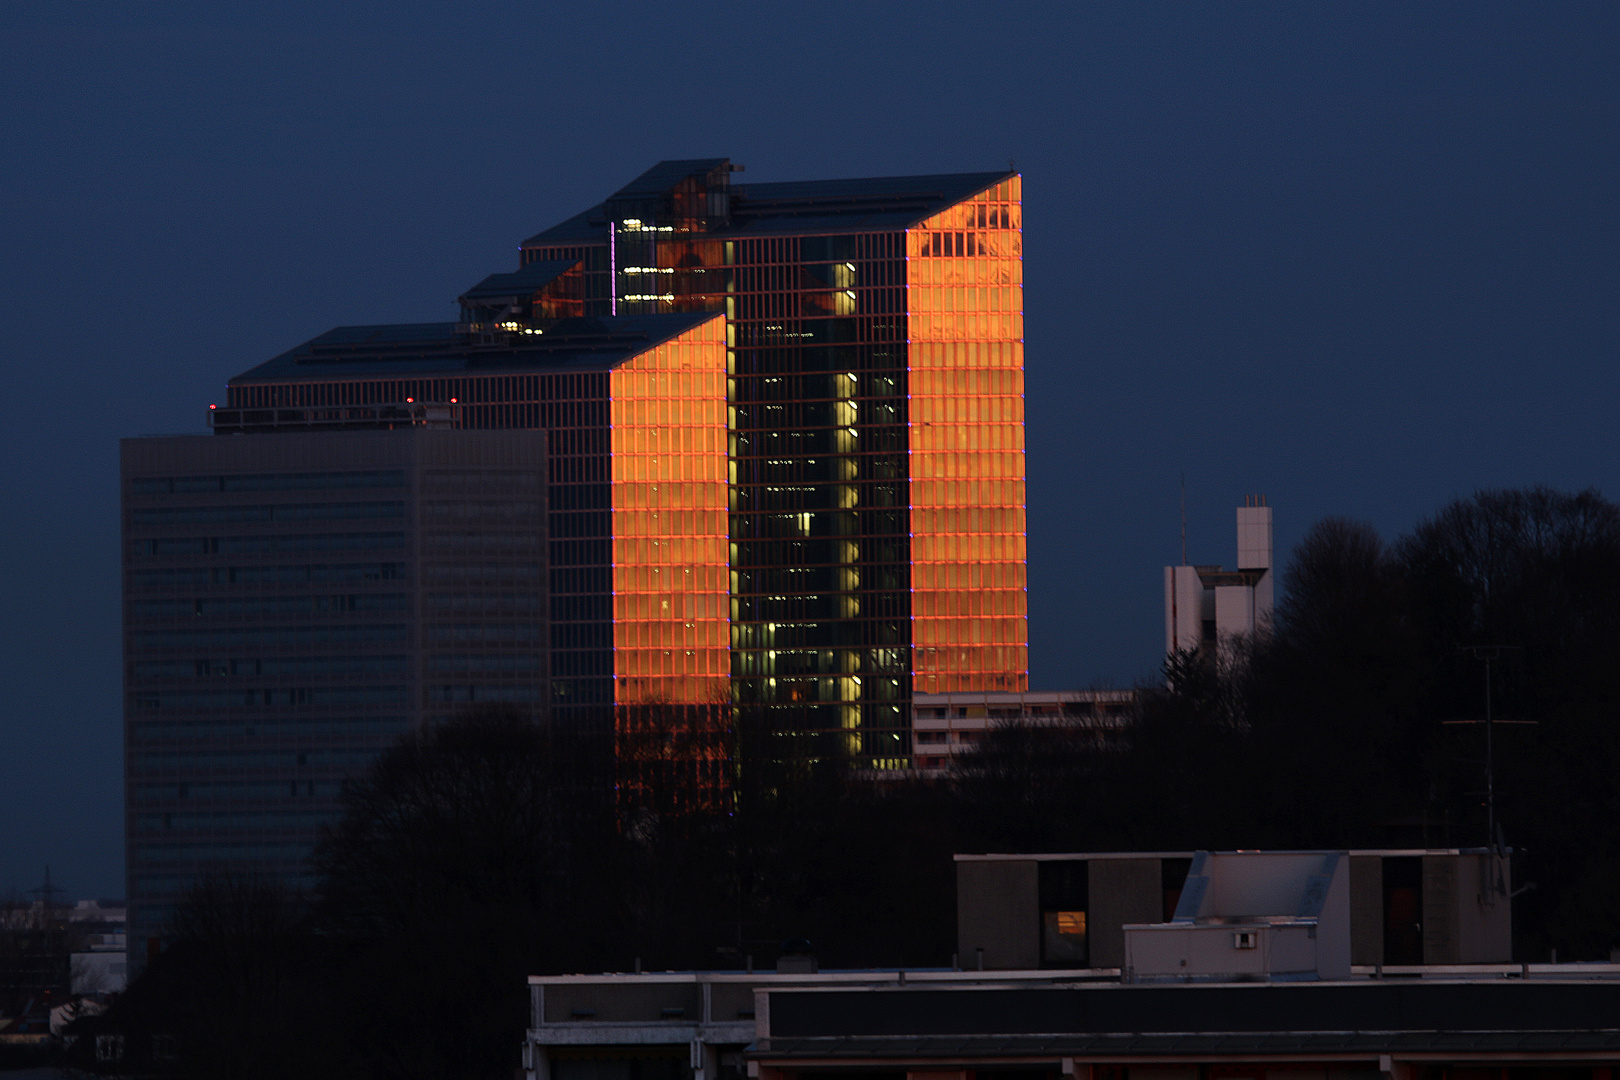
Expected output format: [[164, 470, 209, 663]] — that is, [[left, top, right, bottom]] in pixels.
[[229, 311, 720, 384]]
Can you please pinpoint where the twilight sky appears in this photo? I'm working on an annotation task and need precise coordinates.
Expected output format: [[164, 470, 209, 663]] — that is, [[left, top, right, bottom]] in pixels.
[[1, 2, 1616, 898]]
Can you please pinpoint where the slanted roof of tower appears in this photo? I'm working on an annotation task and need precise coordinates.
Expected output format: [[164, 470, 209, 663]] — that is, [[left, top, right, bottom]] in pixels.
[[521, 167, 1015, 247], [228, 311, 721, 383], [609, 158, 731, 199], [723, 171, 1014, 236], [458, 258, 579, 302]]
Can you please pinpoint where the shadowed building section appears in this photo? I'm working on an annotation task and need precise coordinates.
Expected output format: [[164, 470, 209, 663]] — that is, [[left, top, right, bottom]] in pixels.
[[219, 311, 729, 764], [121, 427, 549, 967], [126, 311, 730, 966]]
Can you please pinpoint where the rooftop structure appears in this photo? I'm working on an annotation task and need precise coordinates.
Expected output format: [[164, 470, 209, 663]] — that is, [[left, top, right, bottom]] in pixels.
[[526, 846, 1553, 1080], [955, 849, 1512, 972], [1124, 850, 1352, 982], [1166, 497, 1274, 661]]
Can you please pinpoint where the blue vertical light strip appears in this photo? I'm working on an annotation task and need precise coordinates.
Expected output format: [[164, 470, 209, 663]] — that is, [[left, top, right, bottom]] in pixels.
[[608, 221, 617, 317]]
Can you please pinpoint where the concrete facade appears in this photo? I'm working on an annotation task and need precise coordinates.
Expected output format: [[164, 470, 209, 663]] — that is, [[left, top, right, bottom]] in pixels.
[[1165, 499, 1273, 660], [122, 427, 548, 966], [1124, 850, 1352, 982], [1084, 858, 1161, 970], [955, 857, 1039, 970]]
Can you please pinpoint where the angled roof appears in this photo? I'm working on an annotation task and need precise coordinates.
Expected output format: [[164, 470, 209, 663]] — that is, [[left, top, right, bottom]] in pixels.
[[229, 312, 721, 384], [610, 158, 729, 199], [522, 167, 1014, 247], [458, 258, 579, 302]]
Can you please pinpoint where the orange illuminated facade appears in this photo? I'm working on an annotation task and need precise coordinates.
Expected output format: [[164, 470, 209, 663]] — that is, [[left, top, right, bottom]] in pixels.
[[608, 315, 730, 803], [905, 176, 1028, 694], [219, 158, 1028, 772], [217, 313, 732, 799]]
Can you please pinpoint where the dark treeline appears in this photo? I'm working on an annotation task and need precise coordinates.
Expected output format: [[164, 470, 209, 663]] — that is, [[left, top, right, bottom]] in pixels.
[[81, 486, 1620, 1080]]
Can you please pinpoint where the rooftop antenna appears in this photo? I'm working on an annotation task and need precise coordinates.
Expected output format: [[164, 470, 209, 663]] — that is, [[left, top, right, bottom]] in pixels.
[[1180, 473, 1187, 565], [30, 865, 65, 907], [1447, 645, 1530, 854]]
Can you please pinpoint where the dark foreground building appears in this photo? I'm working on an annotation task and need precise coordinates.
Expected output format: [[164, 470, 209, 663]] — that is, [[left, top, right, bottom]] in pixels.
[[755, 976, 1620, 1080], [526, 970, 1620, 1080], [523, 851, 1604, 1080]]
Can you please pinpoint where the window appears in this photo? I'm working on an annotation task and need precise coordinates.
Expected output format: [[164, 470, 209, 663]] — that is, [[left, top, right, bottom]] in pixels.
[[131, 501, 405, 526], [132, 533, 408, 557], [130, 686, 408, 710], [426, 685, 543, 703], [1039, 860, 1089, 967], [427, 654, 540, 674], [131, 471, 405, 495], [131, 655, 408, 679], [131, 625, 408, 649], [132, 594, 409, 617]]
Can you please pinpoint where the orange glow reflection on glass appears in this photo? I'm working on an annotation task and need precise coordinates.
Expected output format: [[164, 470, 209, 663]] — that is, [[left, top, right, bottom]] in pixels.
[[905, 183, 1029, 695]]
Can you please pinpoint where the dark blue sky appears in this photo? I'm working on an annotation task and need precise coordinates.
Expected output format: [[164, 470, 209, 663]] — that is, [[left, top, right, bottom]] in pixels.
[[2, 2, 1616, 898]]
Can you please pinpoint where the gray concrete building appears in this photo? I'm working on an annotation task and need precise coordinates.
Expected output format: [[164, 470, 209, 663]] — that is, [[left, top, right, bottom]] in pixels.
[[955, 848, 1512, 972], [1166, 498, 1274, 661], [121, 426, 547, 964]]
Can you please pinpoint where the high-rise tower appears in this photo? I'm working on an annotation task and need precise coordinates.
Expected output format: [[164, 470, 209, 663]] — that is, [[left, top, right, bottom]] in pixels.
[[130, 161, 1027, 945], [128, 156, 1027, 961], [517, 160, 1029, 764], [213, 159, 1026, 769]]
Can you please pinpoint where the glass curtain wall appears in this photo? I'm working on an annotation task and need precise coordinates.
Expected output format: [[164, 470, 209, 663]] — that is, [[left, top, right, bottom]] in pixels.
[[904, 176, 1028, 694], [226, 171, 1027, 770], [222, 319, 731, 794], [521, 244, 612, 316], [227, 373, 618, 744], [727, 232, 912, 767], [609, 316, 730, 806]]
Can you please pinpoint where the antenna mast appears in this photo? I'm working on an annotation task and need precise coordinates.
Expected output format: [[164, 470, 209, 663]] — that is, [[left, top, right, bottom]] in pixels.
[[1180, 473, 1187, 565]]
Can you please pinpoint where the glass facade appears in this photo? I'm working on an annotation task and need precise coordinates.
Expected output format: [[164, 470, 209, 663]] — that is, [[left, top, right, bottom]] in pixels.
[[218, 318, 732, 791], [216, 159, 1027, 772], [726, 231, 914, 766], [608, 317, 730, 803], [905, 176, 1028, 694]]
